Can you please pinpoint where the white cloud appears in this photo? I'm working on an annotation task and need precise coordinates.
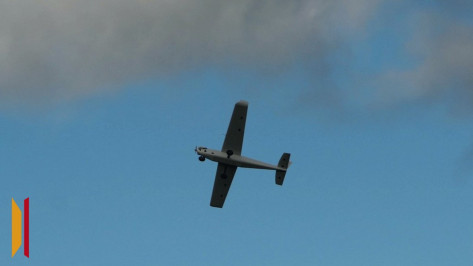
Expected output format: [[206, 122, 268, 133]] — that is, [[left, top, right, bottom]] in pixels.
[[0, 0, 379, 105]]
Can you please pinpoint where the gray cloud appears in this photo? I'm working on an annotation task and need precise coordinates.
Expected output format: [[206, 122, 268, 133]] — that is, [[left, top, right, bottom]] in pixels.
[[2, 0, 472, 114], [371, 9, 473, 114], [0, 0, 379, 106]]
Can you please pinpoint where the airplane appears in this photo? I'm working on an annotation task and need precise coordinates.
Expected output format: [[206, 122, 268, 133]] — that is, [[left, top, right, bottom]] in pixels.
[[195, 100, 291, 208]]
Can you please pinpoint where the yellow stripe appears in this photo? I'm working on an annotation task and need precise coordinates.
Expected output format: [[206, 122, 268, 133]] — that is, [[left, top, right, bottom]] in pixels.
[[11, 198, 22, 258]]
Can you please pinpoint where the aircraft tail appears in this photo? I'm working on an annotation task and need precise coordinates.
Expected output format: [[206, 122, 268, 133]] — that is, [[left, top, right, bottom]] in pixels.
[[275, 153, 291, 185]]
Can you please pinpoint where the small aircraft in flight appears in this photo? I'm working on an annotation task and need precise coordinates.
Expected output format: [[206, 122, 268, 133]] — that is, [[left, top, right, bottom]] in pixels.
[[195, 100, 291, 208]]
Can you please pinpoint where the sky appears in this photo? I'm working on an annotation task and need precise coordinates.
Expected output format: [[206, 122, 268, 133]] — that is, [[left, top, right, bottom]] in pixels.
[[1, 0, 473, 265]]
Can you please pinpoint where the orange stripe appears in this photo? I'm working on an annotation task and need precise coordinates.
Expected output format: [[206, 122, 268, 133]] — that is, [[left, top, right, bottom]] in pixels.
[[11, 198, 22, 257]]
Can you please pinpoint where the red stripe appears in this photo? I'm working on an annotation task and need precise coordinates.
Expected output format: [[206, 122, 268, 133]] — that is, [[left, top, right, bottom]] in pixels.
[[24, 198, 29, 258]]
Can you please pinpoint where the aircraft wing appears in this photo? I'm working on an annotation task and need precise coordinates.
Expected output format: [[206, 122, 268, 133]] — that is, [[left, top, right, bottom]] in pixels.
[[210, 163, 238, 208], [221, 100, 248, 155]]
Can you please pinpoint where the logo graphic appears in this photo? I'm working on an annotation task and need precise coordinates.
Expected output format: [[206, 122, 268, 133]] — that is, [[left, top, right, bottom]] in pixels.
[[11, 197, 29, 258]]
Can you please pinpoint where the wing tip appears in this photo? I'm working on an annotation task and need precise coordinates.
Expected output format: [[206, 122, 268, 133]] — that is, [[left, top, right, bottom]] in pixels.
[[236, 100, 248, 107], [210, 203, 224, 208]]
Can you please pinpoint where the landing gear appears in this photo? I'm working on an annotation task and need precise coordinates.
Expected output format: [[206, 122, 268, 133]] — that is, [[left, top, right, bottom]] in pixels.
[[226, 150, 233, 158], [199, 155, 205, 161]]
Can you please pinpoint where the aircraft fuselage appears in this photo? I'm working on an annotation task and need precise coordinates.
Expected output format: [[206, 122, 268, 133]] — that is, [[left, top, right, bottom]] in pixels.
[[196, 147, 286, 171]]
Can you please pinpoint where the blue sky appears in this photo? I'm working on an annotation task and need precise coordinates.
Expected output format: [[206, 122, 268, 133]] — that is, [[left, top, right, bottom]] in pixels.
[[1, 1, 473, 265]]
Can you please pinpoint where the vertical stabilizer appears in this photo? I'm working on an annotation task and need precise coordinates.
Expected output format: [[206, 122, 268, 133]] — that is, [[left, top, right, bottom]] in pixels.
[[275, 153, 290, 185]]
